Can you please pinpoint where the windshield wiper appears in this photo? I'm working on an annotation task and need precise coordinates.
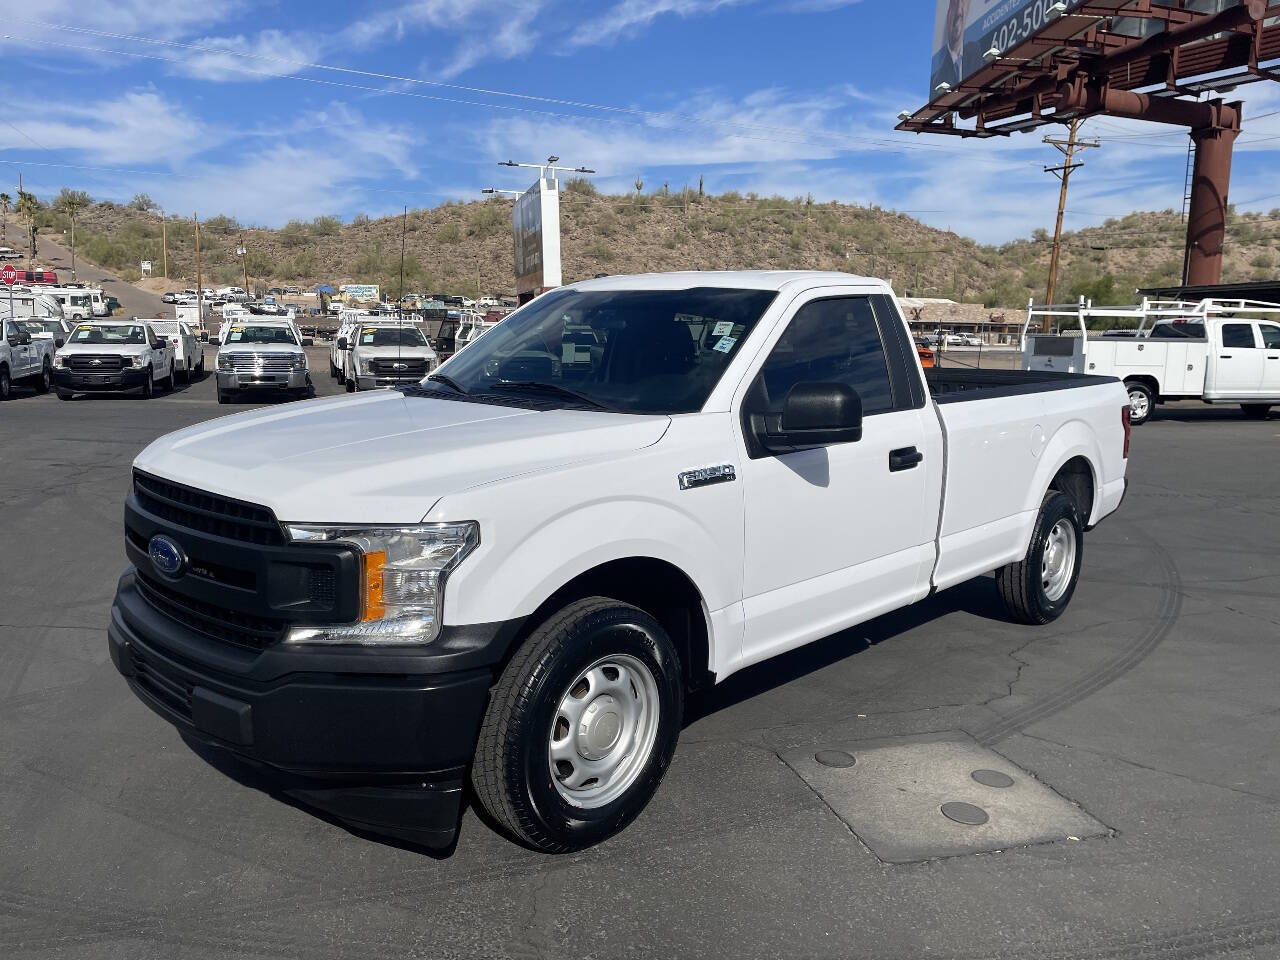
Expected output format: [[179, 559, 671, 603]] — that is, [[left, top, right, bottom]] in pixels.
[[426, 373, 469, 395], [488, 380, 613, 411]]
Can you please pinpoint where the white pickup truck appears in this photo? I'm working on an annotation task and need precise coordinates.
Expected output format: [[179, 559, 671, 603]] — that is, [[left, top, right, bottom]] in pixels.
[[1, 317, 58, 398], [1024, 297, 1280, 423], [109, 271, 1129, 852], [52, 320, 176, 400], [341, 320, 438, 391], [214, 318, 312, 403]]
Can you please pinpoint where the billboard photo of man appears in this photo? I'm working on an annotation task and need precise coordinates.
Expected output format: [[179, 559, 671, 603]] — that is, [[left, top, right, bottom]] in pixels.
[[931, 0, 970, 92]]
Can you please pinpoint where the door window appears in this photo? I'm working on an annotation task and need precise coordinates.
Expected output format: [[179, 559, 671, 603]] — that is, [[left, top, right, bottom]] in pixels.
[[754, 296, 893, 418], [1222, 323, 1257, 349], [1259, 324, 1280, 349]]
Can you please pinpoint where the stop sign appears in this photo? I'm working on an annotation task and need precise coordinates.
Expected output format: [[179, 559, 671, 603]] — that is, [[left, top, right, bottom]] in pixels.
[[1, 264, 16, 286]]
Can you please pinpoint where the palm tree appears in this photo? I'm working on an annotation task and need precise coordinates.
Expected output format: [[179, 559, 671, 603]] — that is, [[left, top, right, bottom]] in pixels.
[[16, 190, 39, 264], [0, 193, 10, 243], [53, 188, 91, 279]]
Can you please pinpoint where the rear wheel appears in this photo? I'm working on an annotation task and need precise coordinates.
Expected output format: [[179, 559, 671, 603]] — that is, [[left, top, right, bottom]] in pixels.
[[1125, 381, 1155, 425], [996, 491, 1084, 625], [471, 598, 684, 853], [34, 360, 51, 394], [1241, 404, 1272, 420]]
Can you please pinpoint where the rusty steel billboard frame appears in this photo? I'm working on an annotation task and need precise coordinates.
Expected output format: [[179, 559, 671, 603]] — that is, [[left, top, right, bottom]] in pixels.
[[897, 0, 1280, 287]]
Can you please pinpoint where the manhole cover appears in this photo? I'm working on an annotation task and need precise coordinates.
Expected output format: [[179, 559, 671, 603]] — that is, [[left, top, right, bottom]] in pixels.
[[940, 801, 989, 825], [972, 769, 1015, 788], [815, 750, 857, 768]]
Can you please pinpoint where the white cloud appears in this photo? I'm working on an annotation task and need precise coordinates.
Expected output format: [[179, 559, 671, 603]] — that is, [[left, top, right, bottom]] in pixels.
[[27, 0, 242, 39], [174, 30, 314, 82], [568, 0, 750, 48]]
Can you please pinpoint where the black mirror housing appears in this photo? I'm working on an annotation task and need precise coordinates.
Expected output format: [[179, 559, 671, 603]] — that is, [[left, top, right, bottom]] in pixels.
[[55, 337, 65, 348], [302, 337, 314, 347], [761, 382, 863, 453], [17, 331, 32, 345], [337, 337, 348, 350]]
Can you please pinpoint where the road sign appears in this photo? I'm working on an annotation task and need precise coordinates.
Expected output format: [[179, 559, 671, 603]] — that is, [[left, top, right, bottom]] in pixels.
[[2, 264, 17, 286]]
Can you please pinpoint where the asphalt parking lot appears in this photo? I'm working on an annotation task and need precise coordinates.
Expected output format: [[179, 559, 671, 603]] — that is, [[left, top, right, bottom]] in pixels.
[[2, 359, 1279, 959]]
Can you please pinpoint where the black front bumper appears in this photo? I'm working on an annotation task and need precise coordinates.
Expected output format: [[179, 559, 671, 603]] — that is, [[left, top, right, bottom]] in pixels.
[[110, 569, 507, 848], [54, 368, 148, 392]]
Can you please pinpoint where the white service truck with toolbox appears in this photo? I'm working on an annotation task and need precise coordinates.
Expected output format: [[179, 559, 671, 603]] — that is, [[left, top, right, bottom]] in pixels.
[[109, 271, 1130, 852], [1, 317, 58, 398], [1024, 297, 1280, 423]]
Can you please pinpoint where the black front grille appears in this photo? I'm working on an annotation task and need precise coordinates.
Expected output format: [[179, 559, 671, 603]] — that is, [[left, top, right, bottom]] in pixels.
[[132, 650, 193, 719], [135, 572, 285, 651], [369, 358, 428, 377], [133, 471, 284, 546], [69, 354, 124, 372]]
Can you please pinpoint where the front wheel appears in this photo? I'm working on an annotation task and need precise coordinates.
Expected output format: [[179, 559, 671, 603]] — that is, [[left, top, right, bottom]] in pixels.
[[217, 390, 232, 404], [471, 598, 684, 853], [1125, 380, 1155, 425], [1241, 404, 1272, 420], [162, 363, 175, 392], [56, 389, 74, 401], [140, 368, 155, 399], [0, 365, 12, 400], [996, 490, 1084, 625]]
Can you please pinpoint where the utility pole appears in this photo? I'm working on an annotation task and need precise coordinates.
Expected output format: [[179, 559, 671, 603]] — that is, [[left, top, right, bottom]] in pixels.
[[237, 234, 249, 295], [1042, 118, 1098, 323], [194, 213, 203, 322], [161, 210, 168, 280]]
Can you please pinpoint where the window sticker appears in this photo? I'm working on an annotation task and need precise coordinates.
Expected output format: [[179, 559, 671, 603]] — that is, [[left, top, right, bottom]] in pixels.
[[713, 335, 737, 354], [712, 320, 734, 337]]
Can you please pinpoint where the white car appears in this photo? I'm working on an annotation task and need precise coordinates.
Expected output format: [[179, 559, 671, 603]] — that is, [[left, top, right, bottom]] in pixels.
[[1, 317, 58, 398], [962, 334, 984, 346], [52, 320, 176, 399], [110, 270, 1130, 852], [147, 319, 205, 382], [343, 321, 437, 391], [215, 318, 312, 404]]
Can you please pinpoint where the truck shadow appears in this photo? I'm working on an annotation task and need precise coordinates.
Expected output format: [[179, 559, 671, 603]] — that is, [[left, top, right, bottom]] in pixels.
[[684, 575, 1004, 725]]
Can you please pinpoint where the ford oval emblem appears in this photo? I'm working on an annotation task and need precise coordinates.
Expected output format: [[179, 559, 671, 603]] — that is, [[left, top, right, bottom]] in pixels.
[[148, 534, 187, 578]]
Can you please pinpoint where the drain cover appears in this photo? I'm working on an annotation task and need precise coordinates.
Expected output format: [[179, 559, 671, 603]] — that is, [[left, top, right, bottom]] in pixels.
[[814, 750, 857, 768], [972, 769, 1015, 788], [940, 801, 989, 826]]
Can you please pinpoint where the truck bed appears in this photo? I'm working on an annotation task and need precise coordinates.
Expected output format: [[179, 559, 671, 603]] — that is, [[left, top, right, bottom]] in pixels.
[[925, 367, 1117, 403]]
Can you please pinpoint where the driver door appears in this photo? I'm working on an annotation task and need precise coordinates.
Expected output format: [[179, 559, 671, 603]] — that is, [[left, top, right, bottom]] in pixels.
[[735, 292, 941, 667], [5, 321, 32, 377]]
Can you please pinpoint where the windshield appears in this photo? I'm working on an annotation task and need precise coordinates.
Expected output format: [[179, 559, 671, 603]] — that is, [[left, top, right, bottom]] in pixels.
[[20, 319, 61, 336], [69, 324, 147, 345], [224, 325, 300, 345], [359, 326, 427, 347], [432, 286, 777, 414], [1150, 321, 1205, 339]]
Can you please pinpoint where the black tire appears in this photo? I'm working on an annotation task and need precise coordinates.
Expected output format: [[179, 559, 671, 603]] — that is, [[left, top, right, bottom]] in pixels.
[[56, 389, 74, 401], [996, 491, 1085, 625], [217, 390, 231, 404], [471, 597, 684, 853], [163, 363, 175, 392], [0, 365, 10, 400], [1241, 404, 1272, 420], [1124, 380, 1155, 425], [34, 360, 51, 394], [140, 368, 154, 399], [345, 376, 355, 393], [180, 361, 190, 384]]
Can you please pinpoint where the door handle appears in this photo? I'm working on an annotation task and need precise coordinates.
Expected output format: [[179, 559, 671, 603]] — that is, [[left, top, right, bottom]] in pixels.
[[1219, 355, 1233, 359], [889, 446, 924, 472]]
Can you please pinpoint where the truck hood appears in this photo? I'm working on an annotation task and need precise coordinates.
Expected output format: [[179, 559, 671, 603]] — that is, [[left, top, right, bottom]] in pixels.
[[357, 344, 438, 360], [217, 343, 303, 356], [57, 342, 151, 358], [133, 391, 670, 524]]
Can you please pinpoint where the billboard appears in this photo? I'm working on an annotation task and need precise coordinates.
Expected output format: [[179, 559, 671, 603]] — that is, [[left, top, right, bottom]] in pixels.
[[930, 0, 1083, 95], [512, 177, 562, 297], [340, 283, 380, 303]]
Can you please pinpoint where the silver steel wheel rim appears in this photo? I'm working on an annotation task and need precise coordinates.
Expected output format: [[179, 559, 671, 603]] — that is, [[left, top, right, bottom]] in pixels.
[[548, 651, 661, 809], [1041, 518, 1077, 602], [1128, 388, 1149, 420]]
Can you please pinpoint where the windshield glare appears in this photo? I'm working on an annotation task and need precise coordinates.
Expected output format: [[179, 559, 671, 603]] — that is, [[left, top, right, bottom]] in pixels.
[[69, 324, 147, 345], [360, 326, 427, 347], [225, 325, 299, 345], [433, 286, 777, 414]]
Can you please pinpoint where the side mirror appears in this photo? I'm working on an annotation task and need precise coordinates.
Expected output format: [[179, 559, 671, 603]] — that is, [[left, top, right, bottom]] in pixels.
[[302, 337, 314, 347], [17, 331, 32, 345], [760, 382, 863, 453], [55, 337, 65, 348], [336, 337, 348, 350]]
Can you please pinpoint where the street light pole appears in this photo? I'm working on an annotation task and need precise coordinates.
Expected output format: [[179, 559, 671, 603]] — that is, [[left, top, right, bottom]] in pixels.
[[237, 235, 249, 297]]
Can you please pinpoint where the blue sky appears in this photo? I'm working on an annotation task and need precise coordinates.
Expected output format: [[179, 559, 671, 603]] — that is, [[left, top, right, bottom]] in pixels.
[[2, 0, 1279, 243]]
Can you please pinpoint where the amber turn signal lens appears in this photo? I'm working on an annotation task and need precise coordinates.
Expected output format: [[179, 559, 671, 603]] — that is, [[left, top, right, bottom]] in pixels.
[[361, 549, 387, 621]]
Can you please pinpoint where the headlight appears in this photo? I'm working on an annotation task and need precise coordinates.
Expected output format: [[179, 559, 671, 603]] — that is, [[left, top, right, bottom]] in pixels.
[[130, 354, 146, 368], [293, 354, 307, 370], [53, 354, 65, 368], [283, 522, 479, 646], [218, 354, 233, 370]]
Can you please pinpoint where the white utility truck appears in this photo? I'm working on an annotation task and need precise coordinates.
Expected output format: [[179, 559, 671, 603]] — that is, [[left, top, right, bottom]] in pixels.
[[340, 319, 438, 391], [146, 319, 204, 382], [1, 317, 58, 398], [110, 271, 1130, 852], [52, 320, 176, 400], [1024, 297, 1280, 424]]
